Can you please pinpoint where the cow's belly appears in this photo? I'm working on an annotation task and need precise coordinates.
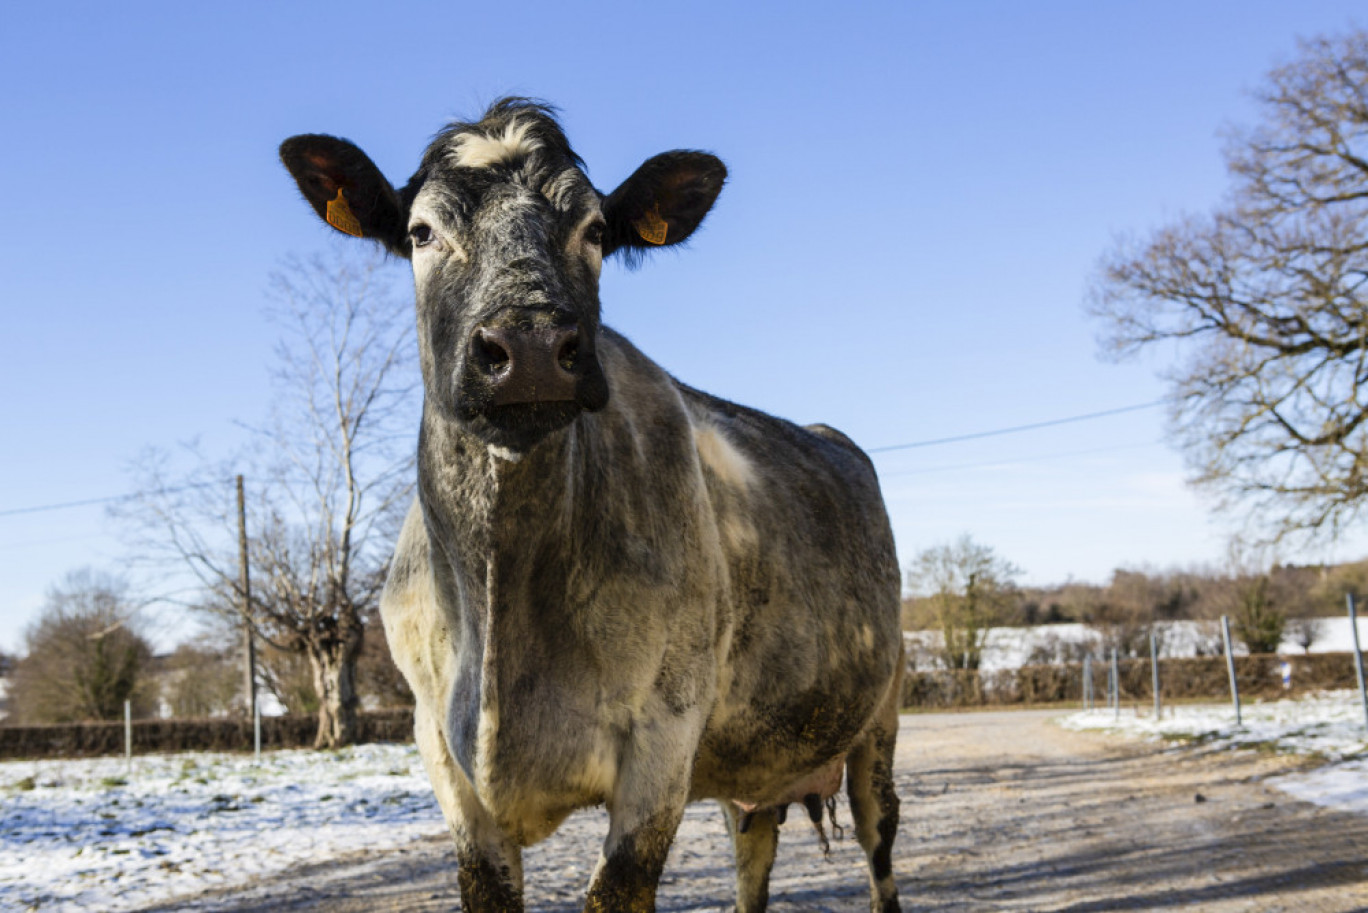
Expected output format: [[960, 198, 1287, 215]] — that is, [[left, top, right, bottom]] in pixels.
[[689, 687, 879, 806], [688, 611, 900, 806]]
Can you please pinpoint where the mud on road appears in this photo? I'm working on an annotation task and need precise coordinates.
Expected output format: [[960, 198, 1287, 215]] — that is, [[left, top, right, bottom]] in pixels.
[[143, 710, 1368, 912]]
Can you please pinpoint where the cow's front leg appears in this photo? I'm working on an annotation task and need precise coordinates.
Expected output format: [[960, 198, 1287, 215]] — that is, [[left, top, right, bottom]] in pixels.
[[413, 704, 525, 912], [584, 723, 695, 913]]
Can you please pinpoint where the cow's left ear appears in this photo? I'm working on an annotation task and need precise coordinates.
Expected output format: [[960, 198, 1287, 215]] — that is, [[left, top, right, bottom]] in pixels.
[[601, 151, 726, 260], [279, 134, 410, 257]]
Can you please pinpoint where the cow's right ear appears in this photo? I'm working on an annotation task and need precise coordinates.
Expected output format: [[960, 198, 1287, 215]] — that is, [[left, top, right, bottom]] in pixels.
[[279, 135, 409, 257]]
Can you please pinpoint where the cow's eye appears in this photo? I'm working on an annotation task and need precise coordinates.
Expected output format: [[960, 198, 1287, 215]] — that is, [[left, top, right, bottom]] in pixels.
[[584, 221, 605, 247], [410, 224, 435, 248]]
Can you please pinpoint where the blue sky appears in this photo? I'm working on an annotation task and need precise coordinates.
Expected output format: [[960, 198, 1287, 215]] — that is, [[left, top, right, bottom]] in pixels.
[[3, 1, 1366, 652]]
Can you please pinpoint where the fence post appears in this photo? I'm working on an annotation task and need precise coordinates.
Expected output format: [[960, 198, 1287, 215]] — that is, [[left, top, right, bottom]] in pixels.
[[124, 699, 132, 771], [1348, 594, 1368, 733], [1111, 648, 1120, 720], [1082, 654, 1093, 710], [1220, 614, 1241, 726], [1150, 631, 1162, 719], [254, 696, 262, 760], [1104, 651, 1112, 712]]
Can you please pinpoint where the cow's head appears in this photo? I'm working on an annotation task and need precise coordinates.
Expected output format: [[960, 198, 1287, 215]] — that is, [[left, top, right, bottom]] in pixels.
[[280, 99, 726, 455]]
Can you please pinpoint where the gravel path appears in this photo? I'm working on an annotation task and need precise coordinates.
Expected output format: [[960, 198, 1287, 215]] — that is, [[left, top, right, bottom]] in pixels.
[[141, 710, 1368, 912]]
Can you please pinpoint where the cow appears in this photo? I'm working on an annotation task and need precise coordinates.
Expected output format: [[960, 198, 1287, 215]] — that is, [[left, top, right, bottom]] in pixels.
[[280, 98, 904, 913]]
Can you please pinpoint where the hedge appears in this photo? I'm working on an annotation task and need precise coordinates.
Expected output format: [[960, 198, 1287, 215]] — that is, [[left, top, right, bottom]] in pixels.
[[0, 709, 415, 760], [5, 653, 1361, 755], [901, 652, 1363, 709]]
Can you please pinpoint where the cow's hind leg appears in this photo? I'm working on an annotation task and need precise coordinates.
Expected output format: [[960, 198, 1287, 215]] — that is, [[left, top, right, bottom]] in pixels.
[[845, 670, 903, 913], [721, 803, 780, 913], [413, 704, 524, 912]]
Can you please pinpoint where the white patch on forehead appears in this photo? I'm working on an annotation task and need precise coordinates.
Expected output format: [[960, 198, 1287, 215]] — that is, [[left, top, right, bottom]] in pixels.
[[448, 119, 543, 169], [695, 422, 756, 490]]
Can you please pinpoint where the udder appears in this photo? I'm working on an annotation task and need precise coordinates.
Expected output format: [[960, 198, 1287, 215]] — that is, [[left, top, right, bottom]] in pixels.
[[731, 754, 845, 831]]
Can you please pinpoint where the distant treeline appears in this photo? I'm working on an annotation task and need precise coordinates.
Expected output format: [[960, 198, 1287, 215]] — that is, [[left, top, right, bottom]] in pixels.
[[902, 557, 1368, 663]]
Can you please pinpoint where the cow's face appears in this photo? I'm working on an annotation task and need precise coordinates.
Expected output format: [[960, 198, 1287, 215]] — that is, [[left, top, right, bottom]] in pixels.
[[280, 100, 726, 456]]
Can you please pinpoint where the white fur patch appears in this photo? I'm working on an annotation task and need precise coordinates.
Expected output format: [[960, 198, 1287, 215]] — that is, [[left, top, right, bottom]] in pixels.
[[448, 120, 542, 169], [695, 424, 755, 490], [488, 445, 523, 463]]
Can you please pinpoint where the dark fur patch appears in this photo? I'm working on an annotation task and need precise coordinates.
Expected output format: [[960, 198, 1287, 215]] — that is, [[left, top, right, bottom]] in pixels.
[[456, 852, 523, 913], [584, 816, 675, 913]]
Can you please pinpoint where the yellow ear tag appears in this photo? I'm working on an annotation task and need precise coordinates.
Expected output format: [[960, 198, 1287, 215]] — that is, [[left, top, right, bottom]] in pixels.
[[634, 205, 669, 245], [326, 187, 364, 237]]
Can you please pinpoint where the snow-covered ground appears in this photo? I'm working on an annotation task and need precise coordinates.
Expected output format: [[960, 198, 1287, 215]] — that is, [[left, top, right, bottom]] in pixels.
[[1062, 689, 1368, 816], [0, 743, 445, 912]]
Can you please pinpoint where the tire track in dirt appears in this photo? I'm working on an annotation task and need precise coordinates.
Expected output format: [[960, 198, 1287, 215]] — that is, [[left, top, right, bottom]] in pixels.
[[140, 710, 1368, 912]]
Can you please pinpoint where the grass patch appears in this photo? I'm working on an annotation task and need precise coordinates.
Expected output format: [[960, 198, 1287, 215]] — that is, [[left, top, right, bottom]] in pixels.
[[1158, 731, 1219, 745]]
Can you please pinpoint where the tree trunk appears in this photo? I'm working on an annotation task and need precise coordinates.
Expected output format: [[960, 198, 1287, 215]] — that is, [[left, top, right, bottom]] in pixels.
[[309, 634, 362, 749]]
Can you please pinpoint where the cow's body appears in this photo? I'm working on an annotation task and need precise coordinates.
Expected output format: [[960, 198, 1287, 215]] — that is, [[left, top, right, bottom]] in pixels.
[[282, 99, 903, 913]]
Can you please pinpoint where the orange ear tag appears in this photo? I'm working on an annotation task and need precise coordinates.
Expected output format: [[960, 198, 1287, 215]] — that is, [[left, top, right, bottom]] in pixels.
[[634, 205, 669, 245], [326, 187, 364, 237]]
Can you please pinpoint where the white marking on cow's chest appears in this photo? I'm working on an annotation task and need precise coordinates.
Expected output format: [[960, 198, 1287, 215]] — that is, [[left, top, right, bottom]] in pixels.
[[488, 444, 523, 463]]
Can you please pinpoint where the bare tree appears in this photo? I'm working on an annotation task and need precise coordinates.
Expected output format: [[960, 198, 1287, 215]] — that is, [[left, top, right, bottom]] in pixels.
[[8, 568, 157, 724], [122, 247, 417, 747], [905, 535, 1020, 670], [1285, 615, 1324, 654], [1075, 570, 1166, 659], [161, 638, 241, 718], [1091, 30, 1368, 544]]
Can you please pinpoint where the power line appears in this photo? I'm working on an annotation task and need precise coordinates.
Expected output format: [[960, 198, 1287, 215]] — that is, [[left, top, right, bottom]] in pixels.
[[866, 401, 1164, 455], [1, 401, 1165, 517], [876, 441, 1161, 479], [0, 481, 228, 520]]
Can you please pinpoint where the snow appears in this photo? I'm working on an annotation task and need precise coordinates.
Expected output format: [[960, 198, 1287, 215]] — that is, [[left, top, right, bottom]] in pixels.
[[0, 743, 444, 912], [1061, 689, 1368, 816], [908, 616, 1368, 672]]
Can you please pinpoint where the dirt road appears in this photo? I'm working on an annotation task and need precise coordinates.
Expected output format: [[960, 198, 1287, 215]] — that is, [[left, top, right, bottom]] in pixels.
[[144, 710, 1368, 912]]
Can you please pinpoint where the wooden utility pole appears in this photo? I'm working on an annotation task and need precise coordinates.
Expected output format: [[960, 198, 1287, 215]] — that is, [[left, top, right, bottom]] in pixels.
[[236, 475, 257, 719]]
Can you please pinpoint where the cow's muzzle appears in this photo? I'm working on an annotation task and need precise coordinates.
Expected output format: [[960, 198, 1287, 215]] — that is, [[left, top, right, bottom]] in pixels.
[[473, 323, 581, 406]]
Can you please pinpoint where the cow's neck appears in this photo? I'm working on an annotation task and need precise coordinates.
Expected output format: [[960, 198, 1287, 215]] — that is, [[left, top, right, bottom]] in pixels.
[[417, 402, 581, 603]]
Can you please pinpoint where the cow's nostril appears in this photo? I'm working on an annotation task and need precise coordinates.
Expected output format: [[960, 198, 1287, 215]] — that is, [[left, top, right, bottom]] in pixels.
[[474, 328, 512, 376], [556, 331, 580, 373]]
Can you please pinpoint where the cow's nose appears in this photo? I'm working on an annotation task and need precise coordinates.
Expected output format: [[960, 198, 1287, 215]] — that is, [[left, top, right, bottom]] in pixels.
[[473, 323, 580, 406]]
